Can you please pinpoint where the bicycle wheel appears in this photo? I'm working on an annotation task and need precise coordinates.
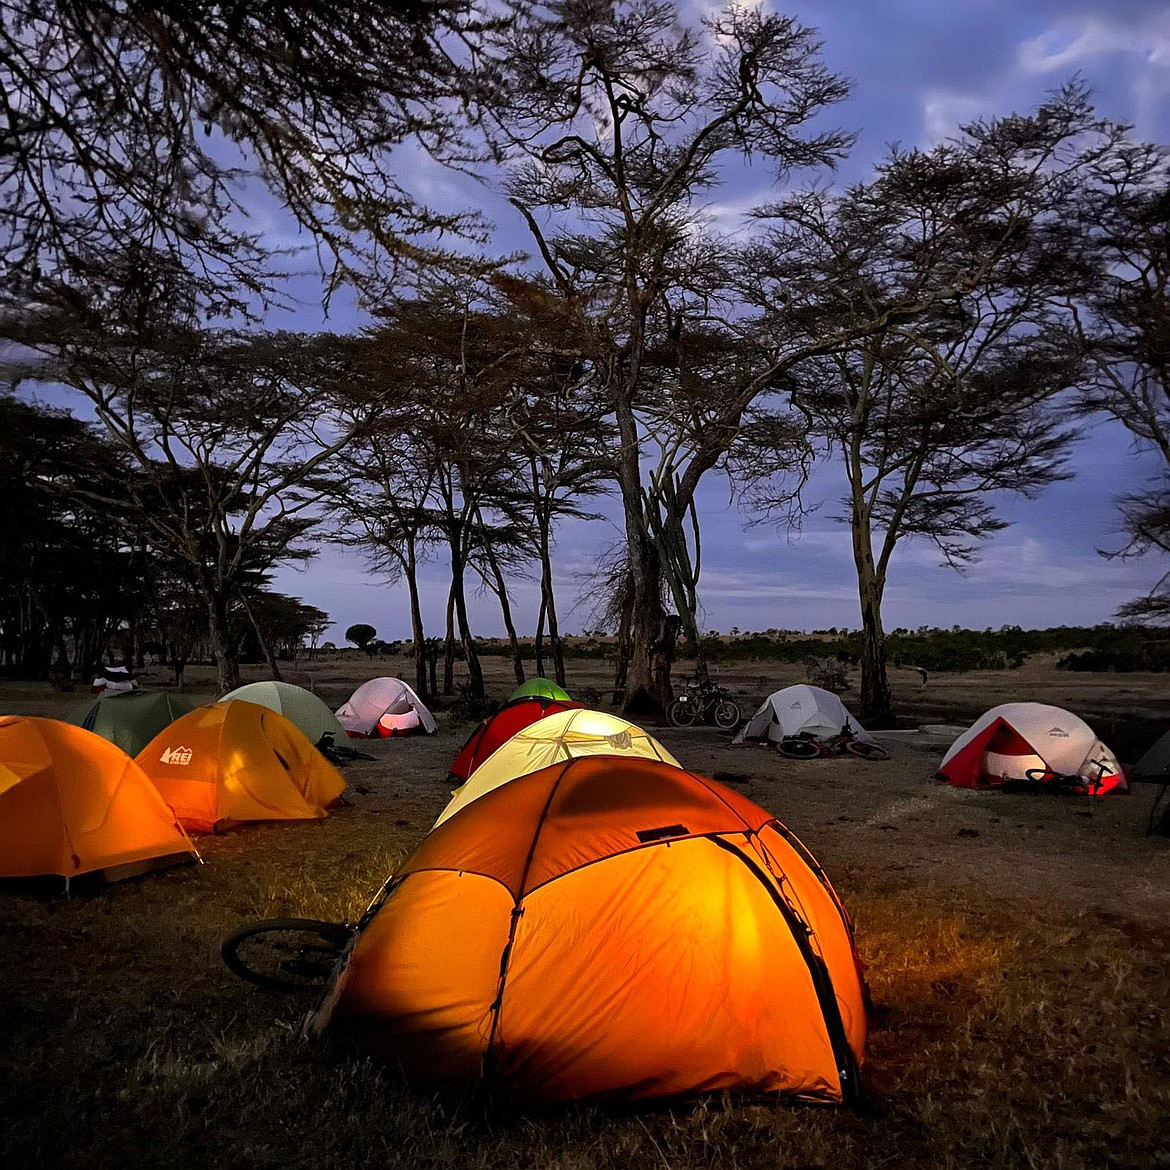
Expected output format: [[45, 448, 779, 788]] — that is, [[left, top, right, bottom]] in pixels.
[[712, 700, 741, 730], [221, 917, 354, 991], [845, 740, 889, 762], [778, 737, 820, 759], [666, 698, 699, 727]]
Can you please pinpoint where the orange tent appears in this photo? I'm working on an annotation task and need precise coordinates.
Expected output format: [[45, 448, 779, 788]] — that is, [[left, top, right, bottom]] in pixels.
[[0, 716, 199, 885], [312, 756, 867, 1106], [136, 701, 347, 833]]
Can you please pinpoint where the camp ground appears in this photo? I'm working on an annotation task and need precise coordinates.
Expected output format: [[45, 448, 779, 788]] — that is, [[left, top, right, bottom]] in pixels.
[[335, 677, 437, 738], [1, 653, 1168, 1170]]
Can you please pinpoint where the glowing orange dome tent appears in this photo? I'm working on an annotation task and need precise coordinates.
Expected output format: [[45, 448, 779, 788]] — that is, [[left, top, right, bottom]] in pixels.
[[136, 701, 347, 833], [0, 716, 199, 885], [312, 756, 867, 1107], [447, 695, 583, 783]]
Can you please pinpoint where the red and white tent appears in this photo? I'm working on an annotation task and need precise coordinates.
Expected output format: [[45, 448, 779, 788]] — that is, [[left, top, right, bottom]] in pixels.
[[936, 702, 1126, 795], [335, 677, 437, 739]]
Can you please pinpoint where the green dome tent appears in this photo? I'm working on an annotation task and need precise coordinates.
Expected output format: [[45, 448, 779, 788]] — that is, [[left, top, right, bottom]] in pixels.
[[507, 677, 572, 703], [219, 680, 347, 747], [76, 690, 199, 758]]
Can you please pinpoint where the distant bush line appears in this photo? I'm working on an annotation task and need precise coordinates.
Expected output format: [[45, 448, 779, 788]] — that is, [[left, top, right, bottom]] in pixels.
[[456, 624, 1170, 674]]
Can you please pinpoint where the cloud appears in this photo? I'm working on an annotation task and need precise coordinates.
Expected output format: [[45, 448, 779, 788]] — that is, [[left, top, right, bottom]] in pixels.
[[921, 90, 992, 145], [1018, 14, 1170, 75]]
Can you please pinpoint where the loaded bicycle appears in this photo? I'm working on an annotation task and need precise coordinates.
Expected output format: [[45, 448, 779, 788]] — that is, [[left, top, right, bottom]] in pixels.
[[666, 676, 741, 730], [776, 721, 890, 761]]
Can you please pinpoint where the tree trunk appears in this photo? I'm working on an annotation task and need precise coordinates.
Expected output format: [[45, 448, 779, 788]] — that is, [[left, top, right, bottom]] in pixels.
[[611, 570, 635, 707], [450, 563, 484, 698], [534, 596, 546, 679], [239, 590, 283, 682], [207, 591, 243, 694], [480, 547, 525, 686], [854, 536, 893, 726], [443, 582, 456, 696], [537, 521, 566, 687], [613, 397, 671, 716], [648, 477, 707, 681], [403, 539, 428, 698]]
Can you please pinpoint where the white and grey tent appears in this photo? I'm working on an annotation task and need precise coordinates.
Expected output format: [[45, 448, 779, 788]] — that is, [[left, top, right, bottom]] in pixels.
[[335, 677, 437, 738], [935, 702, 1126, 794], [733, 684, 876, 747]]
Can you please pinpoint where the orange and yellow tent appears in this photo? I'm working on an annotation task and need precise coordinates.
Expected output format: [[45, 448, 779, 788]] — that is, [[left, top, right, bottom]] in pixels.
[[136, 701, 347, 833], [0, 716, 199, 884], [313, 755, 867, 1107]]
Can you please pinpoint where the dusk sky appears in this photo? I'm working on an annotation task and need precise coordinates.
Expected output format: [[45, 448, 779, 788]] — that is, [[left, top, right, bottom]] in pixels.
[[268, 1, 1170, 644]]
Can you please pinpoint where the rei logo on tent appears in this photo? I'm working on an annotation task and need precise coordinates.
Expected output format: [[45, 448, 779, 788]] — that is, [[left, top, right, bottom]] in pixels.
[[1046, 727, 1070, 738], [159, 745, 194, 766]]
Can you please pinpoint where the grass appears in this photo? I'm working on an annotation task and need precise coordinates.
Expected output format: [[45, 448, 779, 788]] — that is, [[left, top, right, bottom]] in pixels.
[[2, 808, 1167, 1170]]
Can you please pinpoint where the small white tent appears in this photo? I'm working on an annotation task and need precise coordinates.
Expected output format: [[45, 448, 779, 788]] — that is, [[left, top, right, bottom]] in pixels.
[[733, 684, 876, 747], [936, 702, 1126, 794], [335, 677, 437, 738]]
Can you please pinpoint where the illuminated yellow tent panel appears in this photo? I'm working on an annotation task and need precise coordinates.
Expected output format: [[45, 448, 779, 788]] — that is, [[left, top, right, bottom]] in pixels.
[[314, 756, 867, 1107], [434, 708, 681, 828], [0, 716, 199, 883], [136, 701, 347, 833]]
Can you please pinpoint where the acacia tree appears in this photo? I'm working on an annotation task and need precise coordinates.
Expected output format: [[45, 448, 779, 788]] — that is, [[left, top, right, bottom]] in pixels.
[[325, 428, 441, 697], [508, 374, 613, 686], [483, 274, 615, 685], [735, 90, 1118, 721], [333, 295, 541, 699], [1066, 137, 1170, 620], [14, 273, 382, 691], [484, 0, 853, 713], [1, 0, 486, 316]]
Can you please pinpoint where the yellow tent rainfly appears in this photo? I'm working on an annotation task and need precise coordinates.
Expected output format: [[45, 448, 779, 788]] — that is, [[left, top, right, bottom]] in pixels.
[[435, 707, 681, 828]]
